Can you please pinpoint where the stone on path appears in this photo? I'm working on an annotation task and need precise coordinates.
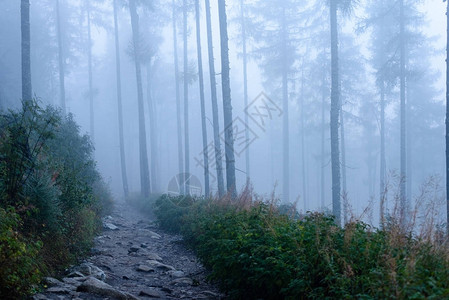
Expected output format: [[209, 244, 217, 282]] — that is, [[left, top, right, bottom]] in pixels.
[[104, 222, 119, 230], [146, 260, 175, 271], [167, 270, 185, 278], [139, 288, 163, 298], [169, 277, 194, 286], [76, 262, 106, 281], [146, 253, 162, 261], [43, 277, 62, 287], [77, 277, 139, 300], [136, 265, 155, 272]]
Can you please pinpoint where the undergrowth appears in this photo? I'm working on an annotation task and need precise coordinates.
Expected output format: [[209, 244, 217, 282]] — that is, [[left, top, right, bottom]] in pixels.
[[153, 191, 449, 299], [0, 101, 113, 298]]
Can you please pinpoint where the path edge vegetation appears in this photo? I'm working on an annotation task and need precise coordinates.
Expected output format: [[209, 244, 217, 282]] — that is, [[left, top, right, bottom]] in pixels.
[[0, 100, 113, 298], [150, 192, 449, 299]]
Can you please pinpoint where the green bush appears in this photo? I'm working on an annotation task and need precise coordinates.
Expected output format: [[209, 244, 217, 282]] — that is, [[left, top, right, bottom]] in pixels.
[[0, 101, 113, 296], [0, 207, 41, 299], [154, 195, 449, 299]]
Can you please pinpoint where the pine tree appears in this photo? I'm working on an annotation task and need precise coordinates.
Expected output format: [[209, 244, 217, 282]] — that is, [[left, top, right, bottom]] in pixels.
[[113, 0, 129, 197], [21, 0, 32, 103], [129, 0, 151, 197]]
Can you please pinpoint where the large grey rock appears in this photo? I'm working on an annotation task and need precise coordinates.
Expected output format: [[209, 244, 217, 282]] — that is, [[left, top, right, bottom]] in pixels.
[[169, 277, 194, 286], [167, 270, 185, 278], [43, 277, 62, 287], [136, 265, 155, 272], [146, 253, 162, 261], [76, 262, 106, 281], [77, 277, 138, 300], [146, 260, 175, 271], [104, 222, 119, 230], [46, 286, 72, 294], [139, 229, 161, 239], [62, 277, 85, 287], [139, 288, 162, 298]]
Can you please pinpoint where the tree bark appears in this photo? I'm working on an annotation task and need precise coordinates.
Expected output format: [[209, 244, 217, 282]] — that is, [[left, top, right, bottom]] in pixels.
[[218, 0, 236, 197], [56, 0, 66, 114], [147, 63, 159, 193], [399, 0, 407, 223], [340, 108, 347, 224], [205, 0, 225, 197], [194, 0, 210, 197], [281, 7, 289, 203], [87, 4, 94, 144], [113, 0, 129, 197], [321, 67, 326, 210], [183, 0, 190, 195], [330, 0, 341, 226], [172, 0, 184, 182], [21, 0, 32, 103], [380, 78, 386, 225], [300, 71, 307, 211], [240, 0, 250, 183], [129, 0, 151, 197], [446, 1, 449, 234]]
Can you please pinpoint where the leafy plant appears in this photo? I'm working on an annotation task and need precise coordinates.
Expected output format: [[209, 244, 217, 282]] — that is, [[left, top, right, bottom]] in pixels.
[[154, 194, 449, 299]]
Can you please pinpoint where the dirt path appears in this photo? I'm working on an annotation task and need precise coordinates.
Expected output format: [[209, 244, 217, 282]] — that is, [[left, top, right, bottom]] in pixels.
[[33, 201, 224, 300]]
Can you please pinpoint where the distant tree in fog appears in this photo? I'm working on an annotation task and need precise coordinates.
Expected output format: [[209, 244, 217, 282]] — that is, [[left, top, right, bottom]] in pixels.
[[247, 0, 306, 203], [204, 0, 225, 197], [172, 0, 184, 187], [56, 0, 66, 113], [128, 0, 151, 197], [218, 0, 236, 196], [194, 0, 210, 197], [328, 0, 358, 226], [446, 0, 449, 234], [21, 0, 32, 103], [113, 0, 129, 197]]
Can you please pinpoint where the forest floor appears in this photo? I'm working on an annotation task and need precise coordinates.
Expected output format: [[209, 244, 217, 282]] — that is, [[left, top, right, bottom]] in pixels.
[[33, 200, 224, 300]]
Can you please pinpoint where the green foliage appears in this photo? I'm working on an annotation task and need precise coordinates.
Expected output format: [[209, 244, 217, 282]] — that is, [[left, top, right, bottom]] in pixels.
[[154, 195, 449, 299], [0, 207, 41, 299], [0, 100, 113, 297]]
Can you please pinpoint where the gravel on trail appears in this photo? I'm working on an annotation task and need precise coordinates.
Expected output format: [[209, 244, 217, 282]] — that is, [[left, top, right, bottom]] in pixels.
[[33, 201, 224, 300]]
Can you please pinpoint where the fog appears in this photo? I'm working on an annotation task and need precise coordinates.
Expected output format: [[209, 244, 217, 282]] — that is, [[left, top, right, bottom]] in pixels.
[[2, 0, 447, 226]]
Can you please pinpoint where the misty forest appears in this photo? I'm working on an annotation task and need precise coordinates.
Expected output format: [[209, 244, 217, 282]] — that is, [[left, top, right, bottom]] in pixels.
[[2, 0, 449, 299]]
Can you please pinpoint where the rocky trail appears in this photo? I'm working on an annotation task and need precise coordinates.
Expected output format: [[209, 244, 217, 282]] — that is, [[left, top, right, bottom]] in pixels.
[[33, 201, 224, 300]]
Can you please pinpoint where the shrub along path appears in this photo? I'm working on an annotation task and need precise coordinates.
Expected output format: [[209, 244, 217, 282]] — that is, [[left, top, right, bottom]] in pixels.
[[34, 200, 223, 300]]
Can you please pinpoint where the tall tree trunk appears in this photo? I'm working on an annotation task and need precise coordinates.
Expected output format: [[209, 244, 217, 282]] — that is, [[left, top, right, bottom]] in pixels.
[[399, 0, 407, 223], [406, 82, 412, 203], [240, 0, 250, 183], [380, 79, 386, 205], [87, 4, 94, 143], [113, 0, 129, 198], [129, 0, 151, 197], [340, 108, 347, 224], [330, 0, 341, 226], [21, 0, 32, 103], [300, 72, 307, 211], [172, 0, 184, 182], [446, 0, 449, 235], [183, 0, 190, 194], [194, 0, 210, 197], [205, 0, 225, 197], [321, 68, 326, 210], [56, 0, 66, 114], [218, 0, 236, 197], [146, 63, 159, 193], [281, 8, 289, 203]]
